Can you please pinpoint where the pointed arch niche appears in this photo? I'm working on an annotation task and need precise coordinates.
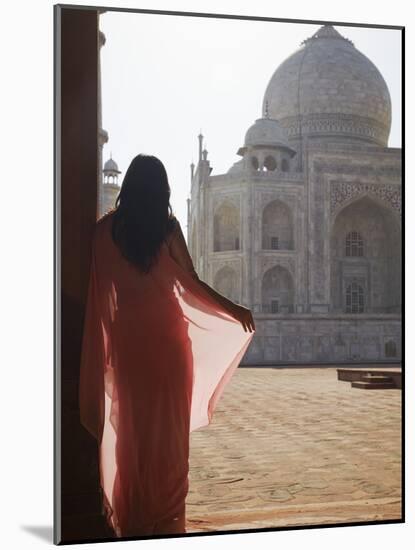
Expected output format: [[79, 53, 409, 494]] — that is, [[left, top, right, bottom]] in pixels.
[[261, 265, 294, 313], [213, 265, 240, 303], [330, 195, 401, 313], [213, 201, 240, 252], [262, 199, 294, 250]]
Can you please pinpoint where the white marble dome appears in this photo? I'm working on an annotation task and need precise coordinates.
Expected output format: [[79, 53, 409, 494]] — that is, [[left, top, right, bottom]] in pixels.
[[262, 25, 392, 146], [103, 157, 120, 173], [237, 117, 296, 157], [245, 117, 292, 149]]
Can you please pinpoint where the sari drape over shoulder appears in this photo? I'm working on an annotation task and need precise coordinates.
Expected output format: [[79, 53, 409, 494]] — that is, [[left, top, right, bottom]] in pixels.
[[79, 211, 255, 536]]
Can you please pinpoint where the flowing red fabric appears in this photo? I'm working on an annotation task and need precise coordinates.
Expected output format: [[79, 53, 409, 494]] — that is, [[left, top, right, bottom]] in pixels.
[[79, 211, 255, 537]]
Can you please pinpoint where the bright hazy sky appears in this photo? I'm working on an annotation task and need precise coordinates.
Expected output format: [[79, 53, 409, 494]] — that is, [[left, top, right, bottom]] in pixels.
[[99, 11, 402, 233]]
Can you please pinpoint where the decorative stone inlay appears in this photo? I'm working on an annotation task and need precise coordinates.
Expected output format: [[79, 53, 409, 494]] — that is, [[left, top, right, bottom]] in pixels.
[[314, 160, 401, 178], [280, 114, 389, 146], [212, 194, 241, 212], [212, 259, 240, 275], [261, 256, 295, 275], [208, 172, 304, 184], [260, 192, 296, 210], [330, 181, 401, 216]]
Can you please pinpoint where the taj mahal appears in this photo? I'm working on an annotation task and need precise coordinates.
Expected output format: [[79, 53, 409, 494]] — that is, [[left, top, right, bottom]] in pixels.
[[99, 23, 402, 366]]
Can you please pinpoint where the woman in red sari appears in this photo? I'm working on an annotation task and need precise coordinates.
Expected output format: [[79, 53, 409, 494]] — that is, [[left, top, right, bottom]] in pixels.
[[79, 154, 255, 538]]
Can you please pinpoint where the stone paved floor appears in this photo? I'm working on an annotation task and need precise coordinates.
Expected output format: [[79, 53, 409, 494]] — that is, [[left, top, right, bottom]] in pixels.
[[186, 367, 402, 533]]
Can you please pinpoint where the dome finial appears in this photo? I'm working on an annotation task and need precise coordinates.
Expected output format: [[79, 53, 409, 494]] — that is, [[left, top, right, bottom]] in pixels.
[[264, 100, 270, 119], [301, 24, 354, 46]]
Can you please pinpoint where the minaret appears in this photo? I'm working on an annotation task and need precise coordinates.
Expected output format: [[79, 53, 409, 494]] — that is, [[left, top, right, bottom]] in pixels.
[[102, 153, 121, 214], [103, 152, 121, 184], [197, 132, 203, 187], [187, 160, 194, 245], [198, 132, 203, 163], [98, 29, 109, 217]]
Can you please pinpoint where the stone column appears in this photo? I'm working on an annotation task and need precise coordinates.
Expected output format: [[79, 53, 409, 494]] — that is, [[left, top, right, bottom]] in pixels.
[[57, 6, 115, 542], [307, 151, 331, 313]]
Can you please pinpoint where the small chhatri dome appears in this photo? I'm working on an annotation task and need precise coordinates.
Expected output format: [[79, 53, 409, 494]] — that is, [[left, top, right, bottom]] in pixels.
[[237, 117, 296, 156], [103, 153, 121, 185], [262, 24, 391, 146], [103, 156, 121, 173]]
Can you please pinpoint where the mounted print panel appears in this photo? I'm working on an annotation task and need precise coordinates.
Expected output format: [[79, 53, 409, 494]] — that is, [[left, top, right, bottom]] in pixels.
[[54, 4, 403, 545]]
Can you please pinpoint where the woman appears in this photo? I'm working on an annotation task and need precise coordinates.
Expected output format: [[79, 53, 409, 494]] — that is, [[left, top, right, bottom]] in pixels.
[[79, 154, 255, 538]]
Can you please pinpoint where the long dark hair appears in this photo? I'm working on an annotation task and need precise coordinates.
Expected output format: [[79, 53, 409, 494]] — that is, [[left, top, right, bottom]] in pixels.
[[111, 154, 176, 274]]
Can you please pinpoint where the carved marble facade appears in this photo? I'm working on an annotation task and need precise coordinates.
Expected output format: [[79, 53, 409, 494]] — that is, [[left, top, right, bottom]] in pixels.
[[187, 25, 401, 365]]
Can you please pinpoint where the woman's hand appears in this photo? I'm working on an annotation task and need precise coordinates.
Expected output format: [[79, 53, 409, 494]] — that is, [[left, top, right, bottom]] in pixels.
[[228, 304, 256, 333]]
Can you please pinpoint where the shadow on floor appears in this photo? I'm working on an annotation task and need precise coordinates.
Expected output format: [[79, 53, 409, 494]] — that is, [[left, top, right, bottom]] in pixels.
[[20, 525, 53, 543]]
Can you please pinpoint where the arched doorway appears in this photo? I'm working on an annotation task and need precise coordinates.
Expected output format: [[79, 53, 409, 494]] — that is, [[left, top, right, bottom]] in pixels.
[[213, 201, 240, 251], [262, 199, 294, 250], [330, 195, 401, 313]]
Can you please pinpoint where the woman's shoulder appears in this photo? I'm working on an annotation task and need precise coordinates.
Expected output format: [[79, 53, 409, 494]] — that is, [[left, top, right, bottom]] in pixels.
[[164, 215, 180, 247]]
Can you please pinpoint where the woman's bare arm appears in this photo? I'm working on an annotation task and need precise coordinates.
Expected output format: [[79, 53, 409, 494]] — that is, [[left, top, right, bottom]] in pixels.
[[167, 218, 255, 332]]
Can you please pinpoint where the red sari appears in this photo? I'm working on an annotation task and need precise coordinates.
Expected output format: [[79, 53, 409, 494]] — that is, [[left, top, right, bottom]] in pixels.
[[79, 211, 255, 537]]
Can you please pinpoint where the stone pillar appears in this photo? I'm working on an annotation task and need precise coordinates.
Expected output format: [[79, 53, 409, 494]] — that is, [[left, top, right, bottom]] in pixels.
[[56, 6, 115, 543], [307, 152, 330, 313]]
